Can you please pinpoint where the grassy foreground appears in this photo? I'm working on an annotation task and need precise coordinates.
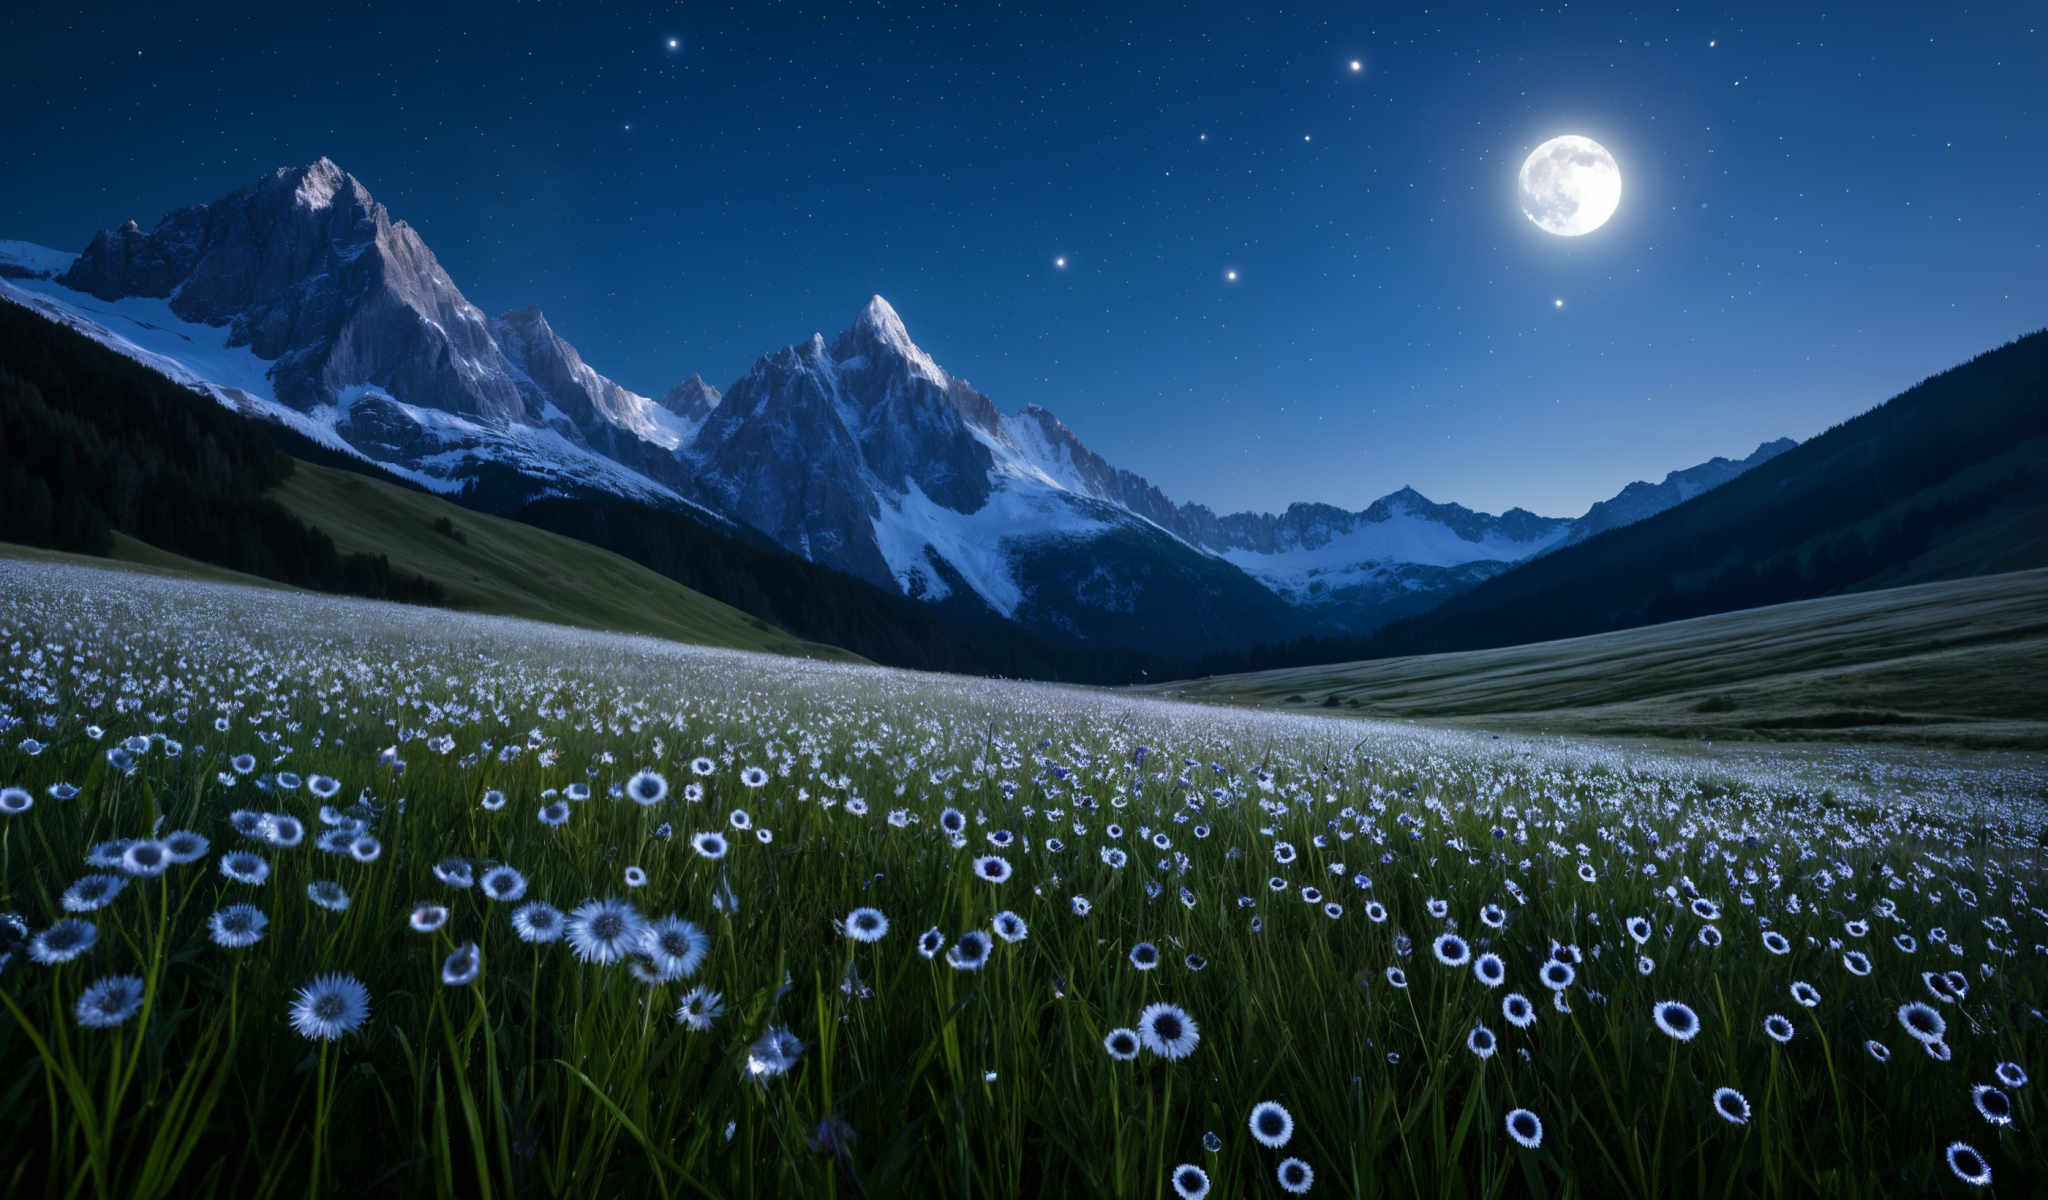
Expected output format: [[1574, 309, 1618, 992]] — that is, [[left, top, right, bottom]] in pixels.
[[1149, 569, 2048, 751], [0, 559, 2042, 1197]]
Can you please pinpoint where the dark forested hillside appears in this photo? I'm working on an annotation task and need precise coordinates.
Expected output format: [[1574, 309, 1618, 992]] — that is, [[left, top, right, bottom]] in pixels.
[[0, 298, 443, 603], [1182, 329, 2048, 675]]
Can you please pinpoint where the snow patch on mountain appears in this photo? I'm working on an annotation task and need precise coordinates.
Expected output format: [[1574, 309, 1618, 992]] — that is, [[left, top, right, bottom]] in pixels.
[[0, 240, 76, 279], [868, 477, 1116, 616], [997, 406, 1100, 496], [292, 157, 344, 211], [0, 272, 687, 505], [3, 271, 279, 401], [1218, 508, 1573, 601]]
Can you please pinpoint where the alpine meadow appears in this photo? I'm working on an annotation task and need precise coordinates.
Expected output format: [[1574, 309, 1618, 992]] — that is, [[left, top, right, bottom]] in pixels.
[[0, 560, 2041, 1195], [4, 0, 2047, 1197]]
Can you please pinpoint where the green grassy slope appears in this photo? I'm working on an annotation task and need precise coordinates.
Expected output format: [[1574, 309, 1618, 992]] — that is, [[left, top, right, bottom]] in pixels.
[[264, 458, 866, 661], [1146, 568, 2048, 750]]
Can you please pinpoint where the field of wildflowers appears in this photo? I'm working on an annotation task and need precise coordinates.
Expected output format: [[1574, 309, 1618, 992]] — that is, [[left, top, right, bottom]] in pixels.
[[1, 559, 2041, 1196]]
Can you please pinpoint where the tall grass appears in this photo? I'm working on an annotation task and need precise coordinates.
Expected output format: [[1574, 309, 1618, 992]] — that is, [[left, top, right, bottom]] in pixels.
[[0, 559, 2042, 1196]]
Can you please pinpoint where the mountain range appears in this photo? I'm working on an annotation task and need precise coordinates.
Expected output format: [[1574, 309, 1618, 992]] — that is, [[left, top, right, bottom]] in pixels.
[[1, 158, 1796, 657]]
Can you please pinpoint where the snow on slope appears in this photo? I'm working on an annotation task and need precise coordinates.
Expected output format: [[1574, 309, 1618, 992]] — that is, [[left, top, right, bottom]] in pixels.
[[0, 240, 75, 278], [0, 263, 688, 506], [1220, 508, 1574, 602], [997, 407, 1095, 496], [867, 475, 1115, 614]]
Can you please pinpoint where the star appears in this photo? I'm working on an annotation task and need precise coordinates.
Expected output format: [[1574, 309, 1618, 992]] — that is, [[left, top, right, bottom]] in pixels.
[[1225, 269, 1239, 282], [1554, 298, 1565, 309], [1053, 255, 1067, 269], [666, 37, 680, 51], [1349, 60, 1363, 72]]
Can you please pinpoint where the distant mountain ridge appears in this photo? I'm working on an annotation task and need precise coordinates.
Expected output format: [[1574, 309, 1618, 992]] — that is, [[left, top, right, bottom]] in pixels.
[[3, 158, 1797, 655], [1552, 440, 1798, 550], [1300, 329, 2048, 668]]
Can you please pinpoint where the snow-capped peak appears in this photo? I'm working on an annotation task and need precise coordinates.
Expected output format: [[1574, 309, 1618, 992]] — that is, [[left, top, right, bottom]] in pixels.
[[841, 294, 949, 386], [290, 157, 347, 212], [855, 293, 908, 341]]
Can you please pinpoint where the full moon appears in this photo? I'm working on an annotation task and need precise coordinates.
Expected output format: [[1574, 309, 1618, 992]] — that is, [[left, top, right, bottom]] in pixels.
[[1518, 135, 1621, 236]]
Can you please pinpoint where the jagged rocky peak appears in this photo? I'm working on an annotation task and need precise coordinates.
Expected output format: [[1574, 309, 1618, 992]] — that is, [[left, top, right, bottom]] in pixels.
[[491, 305, 576, 368], [55, 157, 525, 422], [490, 305, 585, 381], [63, 158, 381, 303], [1015, 403, 1072, 438], [833, 293, 949, 386], [289, 156, 354, 210], [495, 303, 550, 330], [852, 293, 911, 349], [289, 156, 378, 209], [659, 373, 723, 422]]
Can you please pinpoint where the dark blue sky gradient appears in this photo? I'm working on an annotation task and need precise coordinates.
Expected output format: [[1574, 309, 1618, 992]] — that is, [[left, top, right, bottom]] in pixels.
[[5, 0, 2042, 516]]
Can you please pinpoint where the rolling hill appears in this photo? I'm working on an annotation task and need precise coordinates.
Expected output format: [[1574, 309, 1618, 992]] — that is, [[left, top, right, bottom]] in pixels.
[[1149, 568, 2048, 750], [265, 458, 866, 660]]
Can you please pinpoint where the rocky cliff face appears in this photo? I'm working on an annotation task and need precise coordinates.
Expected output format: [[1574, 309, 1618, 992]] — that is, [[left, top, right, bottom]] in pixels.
[[659, 374, 722, 424], [64, 159, 532, 425], [689, 330, 894, 583]]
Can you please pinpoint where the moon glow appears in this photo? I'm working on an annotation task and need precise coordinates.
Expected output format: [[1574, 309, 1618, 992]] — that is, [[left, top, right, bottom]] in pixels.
[[1518, 135, 1621, 236]]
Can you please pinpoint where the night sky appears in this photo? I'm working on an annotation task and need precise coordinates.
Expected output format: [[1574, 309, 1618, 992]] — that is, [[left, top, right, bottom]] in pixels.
[[6, 1, 2043, 517]]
